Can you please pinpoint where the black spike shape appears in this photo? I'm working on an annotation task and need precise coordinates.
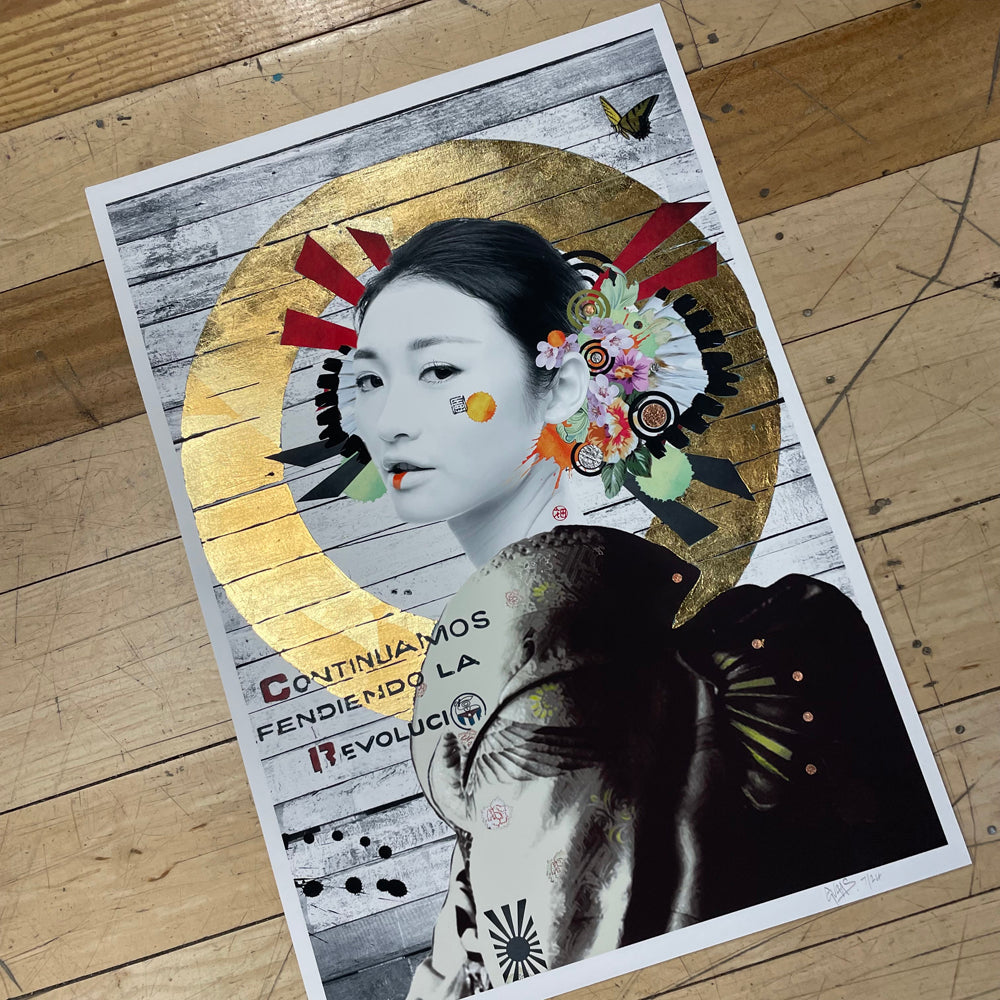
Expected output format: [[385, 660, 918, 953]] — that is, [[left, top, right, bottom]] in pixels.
[[623, 474, 718, 546], [267, 440, 341, 468], [300, 454, 367, 503], [687, 454, 754, 500]]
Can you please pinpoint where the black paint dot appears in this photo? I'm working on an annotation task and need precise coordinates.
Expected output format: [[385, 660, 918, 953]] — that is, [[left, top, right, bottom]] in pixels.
[[955, 725, 966, 734], [376, 878, 389, 892], [802, 308, 813, 317], [825, 375, 836, 384], [386, 879, 408, 897], [775, 232, 784, 240], [988, 825, 997, 836], [331, 830, 343, 841], [721, 103, 734, 114], [378, 845, 392, 859], [922, 646, 932, 656], [345, 877, 363, 894], [707, 32, 719, 43], [302, 880, 323, 897], [675, 41, 684, 51], [759, 187, 770, 198], [912, 639, 922, 648], [302, 832, 314, 844], [360, 836, 371, 847]]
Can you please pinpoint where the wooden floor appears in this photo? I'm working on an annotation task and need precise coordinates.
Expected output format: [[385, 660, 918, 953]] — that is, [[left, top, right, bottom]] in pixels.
[[1, 0, 998, 997]]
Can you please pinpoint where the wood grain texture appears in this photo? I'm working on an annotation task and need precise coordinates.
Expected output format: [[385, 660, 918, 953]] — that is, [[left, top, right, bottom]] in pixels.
[[1, 0, 997, 296], [0, 0, 695, 295], [683, 0, 907, 66], [0, 741, 279, 998], [0, 0, 425, 133]]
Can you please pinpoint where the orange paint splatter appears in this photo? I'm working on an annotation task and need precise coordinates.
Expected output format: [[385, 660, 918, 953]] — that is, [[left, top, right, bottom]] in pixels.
[[524, 423, 573, 487], [466, 391, 497, 422], [392, 471, 406, 490]]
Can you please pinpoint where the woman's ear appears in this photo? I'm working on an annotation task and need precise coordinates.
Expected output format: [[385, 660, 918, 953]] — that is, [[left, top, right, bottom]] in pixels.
[[543, 352, 590, 424]]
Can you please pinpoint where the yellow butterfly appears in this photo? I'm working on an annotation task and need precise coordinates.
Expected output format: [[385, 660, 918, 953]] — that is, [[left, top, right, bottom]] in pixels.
[[600, 94, 659, 140]]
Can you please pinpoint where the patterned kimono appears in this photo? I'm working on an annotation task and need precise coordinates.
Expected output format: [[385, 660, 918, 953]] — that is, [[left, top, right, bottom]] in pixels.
[[406, 525, 945, 997]]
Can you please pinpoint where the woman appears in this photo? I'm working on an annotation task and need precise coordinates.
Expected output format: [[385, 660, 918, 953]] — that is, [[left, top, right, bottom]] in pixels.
[[339, 218, 944, 997]]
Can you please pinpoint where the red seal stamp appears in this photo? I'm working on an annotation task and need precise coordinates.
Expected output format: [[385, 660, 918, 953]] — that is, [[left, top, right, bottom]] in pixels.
[[551, 505, 569, 521], [505, 590, 521, 607]]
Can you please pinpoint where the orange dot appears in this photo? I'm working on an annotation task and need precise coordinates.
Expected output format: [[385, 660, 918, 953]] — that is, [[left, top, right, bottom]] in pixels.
[[466, 391, 497, 423], [671, 573, 683, 584], [751, 638, 765, 649], [805, 763, 818, 775], [792, 670, 804, 682], [547, 330, 566, 347], [802, 711, 814, 722]]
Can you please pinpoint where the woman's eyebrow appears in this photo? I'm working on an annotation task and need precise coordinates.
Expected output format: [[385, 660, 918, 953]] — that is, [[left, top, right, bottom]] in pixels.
[[354, 347, 379, 360], [408, 336, 478, 351]]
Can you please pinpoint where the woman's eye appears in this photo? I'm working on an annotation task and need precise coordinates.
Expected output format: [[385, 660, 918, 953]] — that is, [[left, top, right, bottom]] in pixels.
[[355, 373, 384, 392], [420, 364, 460, 383]]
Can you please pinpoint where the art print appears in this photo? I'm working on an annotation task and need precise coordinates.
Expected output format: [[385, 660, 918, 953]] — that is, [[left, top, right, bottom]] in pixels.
[[87, 8, 967, 999]]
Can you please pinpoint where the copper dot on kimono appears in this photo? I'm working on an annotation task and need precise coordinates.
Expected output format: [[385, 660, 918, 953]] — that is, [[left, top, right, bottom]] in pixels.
[[751, 638, 765, 649], [792, 670, 804, 682], [671, 573, 683, 583], [805, 763, 818, 776], [802, 711, 814, 722]]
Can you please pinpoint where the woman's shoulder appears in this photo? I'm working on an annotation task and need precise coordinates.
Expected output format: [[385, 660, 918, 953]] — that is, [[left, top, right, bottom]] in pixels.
[[475, 523, 699, 604]]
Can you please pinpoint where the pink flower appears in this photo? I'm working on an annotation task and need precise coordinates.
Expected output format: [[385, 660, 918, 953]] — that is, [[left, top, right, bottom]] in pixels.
[[600, 326, 635, 354], [610, 349, 652, 394], [586, 374, 619, 427], [535, 340, 564, 369], [582, 316, 621, 342]]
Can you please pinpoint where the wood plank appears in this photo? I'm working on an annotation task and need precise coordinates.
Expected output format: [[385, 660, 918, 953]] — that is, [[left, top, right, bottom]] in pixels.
[[789, 275, 1000, 533], [744, 142, 1000, 344], [3, 0, 997, 296], [0, 263, 137, 459], [0, 415, 175, 592], [0, 539, 231, 813], [0, 0, 425, 133], [861, 496, 1000, 713], [8, 917, 306, 1000], [692, 0, 1000, 221], [0, 741, 279, 998], [683, 0, 906, 67], [0, 0, 694, 295]]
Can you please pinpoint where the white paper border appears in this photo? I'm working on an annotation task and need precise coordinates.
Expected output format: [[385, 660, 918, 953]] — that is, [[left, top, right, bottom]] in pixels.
[[86, 7, 969, 998]]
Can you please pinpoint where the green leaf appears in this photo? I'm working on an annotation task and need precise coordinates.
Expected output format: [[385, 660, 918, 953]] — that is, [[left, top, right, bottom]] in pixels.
[[600, 459, 627, 499], [557, 406, 590, 444], [343, 461, 387, 502], [601, 268, 638, 313], [625, 447, 652, 478], [635, 446, 694, 502]]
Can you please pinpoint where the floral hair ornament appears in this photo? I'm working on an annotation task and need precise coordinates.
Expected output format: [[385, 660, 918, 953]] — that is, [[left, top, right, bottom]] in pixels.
[[528, 203, 750, 544]]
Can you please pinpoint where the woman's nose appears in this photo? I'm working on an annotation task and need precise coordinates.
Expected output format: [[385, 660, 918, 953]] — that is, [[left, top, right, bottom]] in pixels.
[[375, 386, 416, 443]]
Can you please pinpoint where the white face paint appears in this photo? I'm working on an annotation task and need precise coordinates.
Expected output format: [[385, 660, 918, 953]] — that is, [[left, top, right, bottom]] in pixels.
[[353, 277, 549, 526]]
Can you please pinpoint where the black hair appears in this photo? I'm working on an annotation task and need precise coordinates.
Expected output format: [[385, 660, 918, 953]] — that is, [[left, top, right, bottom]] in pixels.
[[356, 218, 586, 397]]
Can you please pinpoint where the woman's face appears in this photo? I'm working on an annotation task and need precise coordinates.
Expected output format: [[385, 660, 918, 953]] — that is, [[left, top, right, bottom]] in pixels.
[[353, 276, 547, 524]]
